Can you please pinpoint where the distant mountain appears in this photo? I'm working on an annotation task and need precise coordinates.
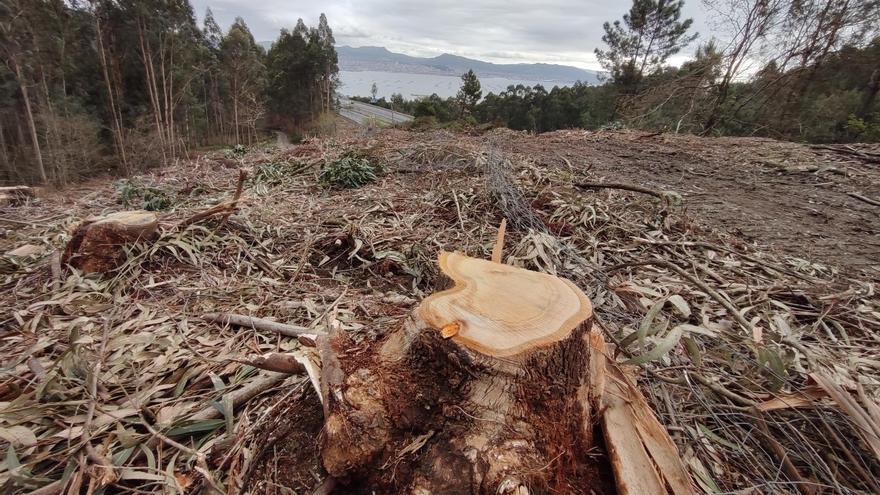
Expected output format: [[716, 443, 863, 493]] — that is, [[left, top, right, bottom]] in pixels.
[[335, 46, 599, 84]]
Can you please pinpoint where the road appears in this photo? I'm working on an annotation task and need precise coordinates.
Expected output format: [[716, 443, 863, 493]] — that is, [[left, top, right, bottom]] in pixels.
[[338, 97, 413, 126]]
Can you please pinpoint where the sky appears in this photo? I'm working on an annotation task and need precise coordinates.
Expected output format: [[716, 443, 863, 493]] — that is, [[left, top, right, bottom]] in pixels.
[[190, 0, 712, 71]]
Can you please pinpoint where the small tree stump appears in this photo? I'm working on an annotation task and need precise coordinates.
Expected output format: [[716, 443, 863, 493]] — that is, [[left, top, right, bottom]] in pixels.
[[318, 251, 612, 494], [0, 186, 35, 206], [62, 210, 158, 273]]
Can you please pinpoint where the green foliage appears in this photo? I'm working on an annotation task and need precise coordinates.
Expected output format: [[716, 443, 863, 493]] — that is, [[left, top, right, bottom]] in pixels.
[[265, 16, 338, 130], [250, 161, 305, 185], [224, 144, 247, 159], [320, 153, 379, 189], [846, 114, 880, 141], [457, 69, 482, 115], [116, 178, 174, 211], [595, 0, 697, 88]]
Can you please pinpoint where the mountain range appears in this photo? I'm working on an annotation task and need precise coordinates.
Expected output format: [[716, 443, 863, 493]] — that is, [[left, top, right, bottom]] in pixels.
[[335, 46, 599, 83]]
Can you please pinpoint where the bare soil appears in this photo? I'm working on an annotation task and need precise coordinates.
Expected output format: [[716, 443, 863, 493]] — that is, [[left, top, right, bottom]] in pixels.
[[496, 130, 880, 278]]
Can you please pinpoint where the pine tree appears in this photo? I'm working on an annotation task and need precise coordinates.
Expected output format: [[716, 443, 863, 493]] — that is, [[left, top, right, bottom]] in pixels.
[[457, 69, 482, 116], [595, 0, 697, 89]]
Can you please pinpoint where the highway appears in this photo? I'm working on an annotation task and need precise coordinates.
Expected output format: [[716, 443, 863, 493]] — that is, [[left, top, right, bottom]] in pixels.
[[338, 97, 414, 126]]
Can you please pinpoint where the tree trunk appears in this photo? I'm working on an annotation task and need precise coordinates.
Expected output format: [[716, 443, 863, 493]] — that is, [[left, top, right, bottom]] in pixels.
[[317, 251, 614, 494], [12, 57, 47, 184], [233, 76, 240, 144], [859, 67, 880, 119], [138, 19, 167, 164], [96, 15, 128, 174]]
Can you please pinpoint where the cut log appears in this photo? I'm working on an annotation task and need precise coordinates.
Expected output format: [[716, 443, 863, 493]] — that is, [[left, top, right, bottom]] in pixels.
[[61, 210, 158, 273], [318, 251, 612, 494]]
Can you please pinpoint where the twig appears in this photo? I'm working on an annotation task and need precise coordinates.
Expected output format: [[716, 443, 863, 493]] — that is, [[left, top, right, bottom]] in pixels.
[[607, 259, 754, 335], [202, 312, 323, 338], [175, 169, 249, 230], [81, 315, 117, 487], [753, 412, 819, 495], [219, 168, 248, 226], [636, 238, 819, 283]]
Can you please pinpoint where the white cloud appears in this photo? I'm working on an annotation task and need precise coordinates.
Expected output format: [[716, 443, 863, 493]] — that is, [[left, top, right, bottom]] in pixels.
[[190, 0, 711, 71]]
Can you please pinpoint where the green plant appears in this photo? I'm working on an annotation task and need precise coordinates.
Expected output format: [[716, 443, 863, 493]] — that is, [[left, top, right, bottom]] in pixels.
[[320, 153, 379, 189], [115, 178, 174, 211], [224, 144, 247, 159], [141, 188, 173, 211], [250, 161, 305, 185]]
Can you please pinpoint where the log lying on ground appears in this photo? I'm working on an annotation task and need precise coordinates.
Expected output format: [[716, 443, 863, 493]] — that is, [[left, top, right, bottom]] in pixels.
[[318, 251, 608, 493], [61, 210, 158, 273]]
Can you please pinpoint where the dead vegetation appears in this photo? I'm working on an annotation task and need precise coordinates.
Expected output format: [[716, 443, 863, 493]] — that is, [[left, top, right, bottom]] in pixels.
[[0, 126, 879, 494]]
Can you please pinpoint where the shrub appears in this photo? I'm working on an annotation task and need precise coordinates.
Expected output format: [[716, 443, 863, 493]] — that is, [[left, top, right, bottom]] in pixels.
[[320, 153, 379, 189], [224, 144, 247, 159], [250, 161, 304, 185], [116, 178, 174, 211]]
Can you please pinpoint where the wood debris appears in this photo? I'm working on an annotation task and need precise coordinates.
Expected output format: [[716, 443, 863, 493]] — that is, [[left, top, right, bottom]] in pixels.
[[1, 126, 878, 494]]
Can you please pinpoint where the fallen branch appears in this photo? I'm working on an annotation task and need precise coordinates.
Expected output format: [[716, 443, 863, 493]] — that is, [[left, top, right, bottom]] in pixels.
[[190, 371, 289, 422], [848, 192, 880, 207], [202, 312, 323, 339], [753, 413, 818, 495], [636, 238, 819, 283], [607, 259, 754, 336], [175, 169, 248, 229]]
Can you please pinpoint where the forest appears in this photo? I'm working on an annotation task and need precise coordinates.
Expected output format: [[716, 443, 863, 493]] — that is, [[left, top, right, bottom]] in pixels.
[[0, 1, 338, 186], [369, 0, 880, 144]]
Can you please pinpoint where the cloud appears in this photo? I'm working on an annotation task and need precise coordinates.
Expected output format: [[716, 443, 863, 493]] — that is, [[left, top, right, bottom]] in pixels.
[[190, 0, 711, 71]]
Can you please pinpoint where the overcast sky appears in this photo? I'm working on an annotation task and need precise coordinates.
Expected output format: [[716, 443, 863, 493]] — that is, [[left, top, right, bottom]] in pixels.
[[189, 0, 711, 71]]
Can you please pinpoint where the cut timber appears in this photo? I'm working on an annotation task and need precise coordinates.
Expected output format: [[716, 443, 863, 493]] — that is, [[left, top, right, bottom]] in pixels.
[[0, 186, 34, 206], [598, 350, 696, 495], [318, 251, 612, 494], [61, 210, 158, 273], [418, 252, 592, 357]]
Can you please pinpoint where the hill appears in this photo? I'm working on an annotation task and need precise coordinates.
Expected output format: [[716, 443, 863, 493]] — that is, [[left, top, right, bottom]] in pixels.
[[336, 46, 600, 83], [249, 43, 601, 84]]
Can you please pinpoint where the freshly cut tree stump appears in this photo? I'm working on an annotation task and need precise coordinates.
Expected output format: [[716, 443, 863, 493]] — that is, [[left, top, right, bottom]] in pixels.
[[318, 251, 612, 494], [62, 210, 158, 273]]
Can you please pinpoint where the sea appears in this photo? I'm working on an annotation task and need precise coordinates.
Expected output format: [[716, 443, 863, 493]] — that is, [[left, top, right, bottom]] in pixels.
[[338, 70, 578, 99]]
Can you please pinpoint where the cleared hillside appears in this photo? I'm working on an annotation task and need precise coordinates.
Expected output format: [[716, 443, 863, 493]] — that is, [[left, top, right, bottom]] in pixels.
[[2, 125, 878, 494]]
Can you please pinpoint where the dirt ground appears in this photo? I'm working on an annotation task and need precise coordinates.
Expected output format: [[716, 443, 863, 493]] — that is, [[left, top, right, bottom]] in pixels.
[[2, 123, 879, 494], [496, 130, 880, 279]]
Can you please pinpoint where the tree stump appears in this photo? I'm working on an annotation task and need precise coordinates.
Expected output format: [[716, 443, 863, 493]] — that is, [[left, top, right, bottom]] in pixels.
[[62, 210, 158, 273], [0, 186, 35, 206], [318, 251, 612, 494]]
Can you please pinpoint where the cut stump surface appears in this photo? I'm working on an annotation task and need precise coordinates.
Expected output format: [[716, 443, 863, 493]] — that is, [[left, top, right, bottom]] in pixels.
[[62, 210, 158, 273]]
